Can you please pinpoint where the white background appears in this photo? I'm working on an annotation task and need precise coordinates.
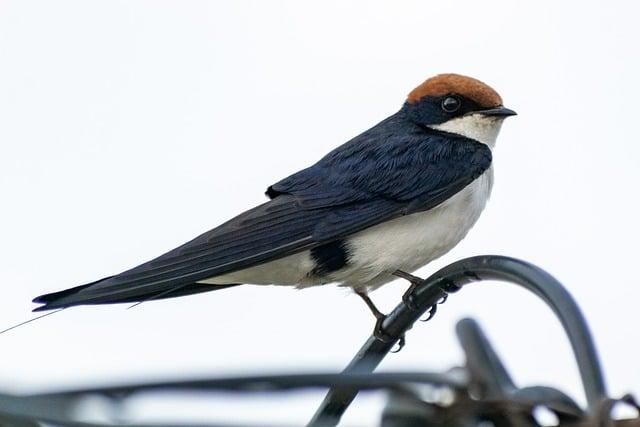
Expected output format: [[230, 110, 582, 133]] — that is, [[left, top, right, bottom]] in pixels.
[[1, 1, 639, 425]]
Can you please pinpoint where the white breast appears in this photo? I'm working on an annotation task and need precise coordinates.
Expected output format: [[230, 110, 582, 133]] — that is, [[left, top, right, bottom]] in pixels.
[[327, 168, 494, 290]]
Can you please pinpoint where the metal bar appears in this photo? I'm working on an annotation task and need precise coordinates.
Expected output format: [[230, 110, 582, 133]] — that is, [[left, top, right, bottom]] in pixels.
[[12, 373, 465, 427], [455, 318, 517, 398], [26, 372, 465, 399], [308, 255, 607, 426]]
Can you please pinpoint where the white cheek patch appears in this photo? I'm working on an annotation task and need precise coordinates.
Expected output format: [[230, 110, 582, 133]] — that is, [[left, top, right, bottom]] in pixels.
[[429, 114, 504, 148]]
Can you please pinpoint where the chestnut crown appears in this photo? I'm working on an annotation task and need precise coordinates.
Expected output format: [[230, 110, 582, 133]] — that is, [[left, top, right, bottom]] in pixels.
[[403, 73, 513, 126]]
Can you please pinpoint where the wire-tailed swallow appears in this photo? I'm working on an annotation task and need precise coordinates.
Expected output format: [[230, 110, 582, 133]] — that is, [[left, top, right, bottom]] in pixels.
[[33, 74, 516, 334]]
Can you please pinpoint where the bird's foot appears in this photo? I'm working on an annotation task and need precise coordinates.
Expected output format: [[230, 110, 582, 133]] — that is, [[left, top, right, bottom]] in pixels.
[[394, 270, 453, 322], [391, 334, 406, 353], [357, 291, 406, 352], [393, 270, 426, 311], [372, 313, 405, 352]]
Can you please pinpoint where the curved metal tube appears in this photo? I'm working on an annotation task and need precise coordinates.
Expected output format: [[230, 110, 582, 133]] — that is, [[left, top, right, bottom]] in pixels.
[[308, 255, 607, 426]]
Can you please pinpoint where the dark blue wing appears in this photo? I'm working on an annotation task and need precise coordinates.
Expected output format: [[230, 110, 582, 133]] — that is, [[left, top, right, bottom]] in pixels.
[[33, 114, 491, 310], [268, 118, 492, 239]]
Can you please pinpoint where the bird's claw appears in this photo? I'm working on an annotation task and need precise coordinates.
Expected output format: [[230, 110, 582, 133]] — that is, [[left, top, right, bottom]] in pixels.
[[419, 291, 450, 321], [398, 276, 424, 312], [372, 315, 406, 352], [394, 270, 452, 322], [402, 291, 421, 312], [390, 334, 406, 353], [373, 315, 393, 342], [356, 291, 405, 350], [420, 303, 438, 322]]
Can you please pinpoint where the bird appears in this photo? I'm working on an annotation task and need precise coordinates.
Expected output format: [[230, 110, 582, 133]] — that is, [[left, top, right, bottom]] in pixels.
[[32, 73, 515, 342]]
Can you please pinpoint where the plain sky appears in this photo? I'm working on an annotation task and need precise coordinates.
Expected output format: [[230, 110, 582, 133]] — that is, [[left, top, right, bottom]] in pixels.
[[1, 0, 639, 425]]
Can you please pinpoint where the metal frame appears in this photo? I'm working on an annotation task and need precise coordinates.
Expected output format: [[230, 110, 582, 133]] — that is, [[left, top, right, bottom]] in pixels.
[[309, 255, 606, 426], [1, 255, 633, 427]]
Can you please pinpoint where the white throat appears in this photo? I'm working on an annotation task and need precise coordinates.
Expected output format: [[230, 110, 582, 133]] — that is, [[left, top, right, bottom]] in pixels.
[[429, 114, 504, 148]]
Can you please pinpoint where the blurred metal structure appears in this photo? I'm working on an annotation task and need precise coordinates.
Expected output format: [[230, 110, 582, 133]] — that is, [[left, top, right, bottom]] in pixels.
[[0, 255, 638, 427], [309, 255, 607, 425]]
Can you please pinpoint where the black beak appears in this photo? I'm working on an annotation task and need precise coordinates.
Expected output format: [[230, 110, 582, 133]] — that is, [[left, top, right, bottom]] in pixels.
[[478, 106, 517, 117]]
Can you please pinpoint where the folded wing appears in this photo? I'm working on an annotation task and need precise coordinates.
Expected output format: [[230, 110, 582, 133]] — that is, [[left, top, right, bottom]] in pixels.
[[33, 126, 491, 311]]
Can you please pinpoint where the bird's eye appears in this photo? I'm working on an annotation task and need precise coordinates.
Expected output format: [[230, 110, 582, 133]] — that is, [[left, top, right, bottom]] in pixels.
[[441, 96, 461, 113]]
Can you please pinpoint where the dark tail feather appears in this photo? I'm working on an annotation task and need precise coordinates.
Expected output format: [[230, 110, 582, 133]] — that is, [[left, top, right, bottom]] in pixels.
[[32, 276, 115, 305], [32, 278, 240, 312]]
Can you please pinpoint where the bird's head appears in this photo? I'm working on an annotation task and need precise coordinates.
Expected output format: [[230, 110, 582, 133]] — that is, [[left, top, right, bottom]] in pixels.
[[403, 73, 516, 148]]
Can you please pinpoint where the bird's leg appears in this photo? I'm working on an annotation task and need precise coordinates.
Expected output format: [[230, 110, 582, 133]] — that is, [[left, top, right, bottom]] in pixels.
[[355, 291, 388, 338], [355, 291, 405, 352], [393, 270, 425, 311], [393, 269, 446, 322]]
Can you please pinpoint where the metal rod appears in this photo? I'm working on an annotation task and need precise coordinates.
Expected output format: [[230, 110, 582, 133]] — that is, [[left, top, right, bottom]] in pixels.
[[308, 255, 607, 426], [455, 317, 517, 397], [27, 372, 466, 399], [10, 373, 465, 426]]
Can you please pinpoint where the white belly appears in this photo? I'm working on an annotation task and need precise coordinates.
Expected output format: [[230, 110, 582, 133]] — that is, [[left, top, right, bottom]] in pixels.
[[328, 167, 493, 289], [199, 169, 493, 291]]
